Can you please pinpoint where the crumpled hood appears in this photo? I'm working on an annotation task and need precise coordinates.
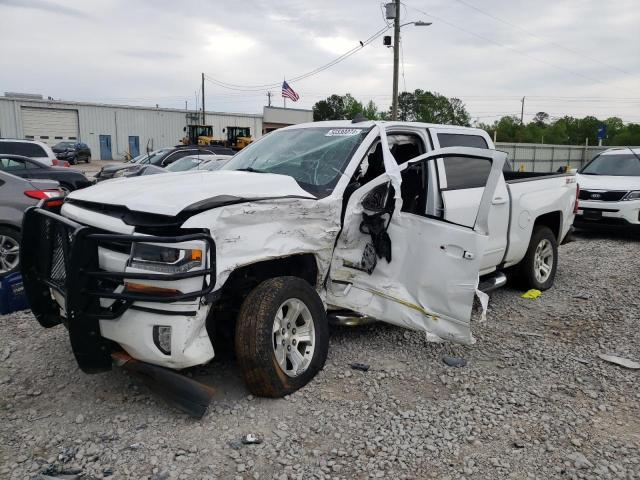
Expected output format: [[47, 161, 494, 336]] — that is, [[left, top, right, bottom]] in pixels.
[[577, 174, 640, 192], [67, 170, 316, 216]]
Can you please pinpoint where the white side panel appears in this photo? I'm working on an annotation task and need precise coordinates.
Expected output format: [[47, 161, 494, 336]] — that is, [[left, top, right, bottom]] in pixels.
[[21, 107, 79, 146]]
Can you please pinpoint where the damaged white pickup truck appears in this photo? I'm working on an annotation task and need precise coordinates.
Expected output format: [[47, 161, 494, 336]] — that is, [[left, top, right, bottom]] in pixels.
[[21, 121, 578, 416]]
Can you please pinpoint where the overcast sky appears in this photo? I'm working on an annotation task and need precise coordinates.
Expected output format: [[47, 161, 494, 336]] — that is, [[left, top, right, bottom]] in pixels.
[[1, 0, 639, 123]]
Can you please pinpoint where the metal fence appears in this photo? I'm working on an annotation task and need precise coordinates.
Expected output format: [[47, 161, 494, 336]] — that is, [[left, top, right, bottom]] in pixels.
[[495, 143, 640, 172]]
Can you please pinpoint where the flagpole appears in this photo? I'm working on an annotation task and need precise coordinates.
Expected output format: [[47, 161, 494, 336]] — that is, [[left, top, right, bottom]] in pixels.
[[283, 77, 286, 109]]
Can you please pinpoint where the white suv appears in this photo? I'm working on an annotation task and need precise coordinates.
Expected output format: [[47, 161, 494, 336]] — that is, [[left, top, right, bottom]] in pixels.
[[576, 147, 640, 228], [0, 138, 58, 166]]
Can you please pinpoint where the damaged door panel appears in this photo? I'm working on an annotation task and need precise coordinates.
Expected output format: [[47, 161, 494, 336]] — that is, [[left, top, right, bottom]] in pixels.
[[328, 147, 507, 344]]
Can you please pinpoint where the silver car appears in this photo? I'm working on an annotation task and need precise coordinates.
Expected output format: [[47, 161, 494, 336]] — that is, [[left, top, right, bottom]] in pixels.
[[0, 170, 62, 276]]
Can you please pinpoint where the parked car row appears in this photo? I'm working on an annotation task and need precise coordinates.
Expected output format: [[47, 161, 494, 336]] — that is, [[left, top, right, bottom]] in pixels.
[[94, 144, 235, 180]]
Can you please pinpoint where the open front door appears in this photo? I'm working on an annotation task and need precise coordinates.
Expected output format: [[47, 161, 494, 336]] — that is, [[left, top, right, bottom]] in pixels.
[[328, 147, 506, 344]]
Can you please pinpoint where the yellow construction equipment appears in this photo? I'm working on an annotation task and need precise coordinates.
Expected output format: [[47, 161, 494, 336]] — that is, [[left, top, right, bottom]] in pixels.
[[182, 125, 217, 146], [224, 127, 252, 150]]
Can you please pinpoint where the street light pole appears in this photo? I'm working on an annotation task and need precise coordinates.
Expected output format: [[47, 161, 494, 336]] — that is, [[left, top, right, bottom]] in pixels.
[[388, 4, 431, 121], [391, 0, 401, 121]]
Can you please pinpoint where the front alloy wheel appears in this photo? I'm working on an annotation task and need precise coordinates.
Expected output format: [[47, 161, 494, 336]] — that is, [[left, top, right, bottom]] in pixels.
[[235, 276, 328, 397], [272, 298, 316, 377]]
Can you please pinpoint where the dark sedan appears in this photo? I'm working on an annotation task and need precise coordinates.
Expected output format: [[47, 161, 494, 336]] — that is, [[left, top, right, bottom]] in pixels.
[[94, 145, 236, 181], [0, 154, 92, 192], [52, 141, 92, 165]]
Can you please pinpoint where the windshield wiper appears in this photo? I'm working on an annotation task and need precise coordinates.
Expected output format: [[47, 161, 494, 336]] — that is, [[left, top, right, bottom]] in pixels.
[[235, 167, 268, 174], [627, 147, 640, 162]]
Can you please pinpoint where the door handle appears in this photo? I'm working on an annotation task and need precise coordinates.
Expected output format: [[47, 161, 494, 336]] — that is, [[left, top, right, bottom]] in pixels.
[[492, 196, 507, 205], [463, 251, 475, 260]]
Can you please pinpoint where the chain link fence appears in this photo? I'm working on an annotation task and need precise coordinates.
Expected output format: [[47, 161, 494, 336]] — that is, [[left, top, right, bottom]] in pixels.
[[495, 143, 639, 172]]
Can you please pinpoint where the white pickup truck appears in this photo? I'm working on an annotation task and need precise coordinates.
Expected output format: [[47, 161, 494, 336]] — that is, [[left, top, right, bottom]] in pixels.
[[21, 121, 577, 416]]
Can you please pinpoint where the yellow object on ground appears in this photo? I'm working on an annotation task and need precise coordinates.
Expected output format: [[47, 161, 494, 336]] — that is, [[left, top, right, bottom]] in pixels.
[[521, 289, 542, 299]]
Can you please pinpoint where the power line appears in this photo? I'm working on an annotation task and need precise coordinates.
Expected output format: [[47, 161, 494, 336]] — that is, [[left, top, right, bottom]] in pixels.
[[450, 0, 631, 76], [401, 1, 634, 95], [203, 24, 391, 92]]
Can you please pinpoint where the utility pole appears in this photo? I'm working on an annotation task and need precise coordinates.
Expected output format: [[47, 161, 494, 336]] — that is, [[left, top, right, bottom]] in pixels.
[[201, 73, 205, 125], [391, 0, 401, 120], [520, 96, 525, 125], [267, 91, 272, 107]]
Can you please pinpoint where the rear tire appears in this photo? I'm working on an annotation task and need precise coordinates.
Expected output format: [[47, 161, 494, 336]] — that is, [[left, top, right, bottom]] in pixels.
[[519, 226, 558, 290], [235, 276, 328, 397], [0, 227, 21, 278]]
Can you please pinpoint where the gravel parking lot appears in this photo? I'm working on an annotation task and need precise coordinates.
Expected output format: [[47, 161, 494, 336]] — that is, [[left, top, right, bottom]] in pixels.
[[1, 231, 639, 480]]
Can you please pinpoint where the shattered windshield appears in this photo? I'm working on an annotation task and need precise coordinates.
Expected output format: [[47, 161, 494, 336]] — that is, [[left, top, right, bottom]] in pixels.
[[222, 127, 370, 196], [580, 153, 640, 176]]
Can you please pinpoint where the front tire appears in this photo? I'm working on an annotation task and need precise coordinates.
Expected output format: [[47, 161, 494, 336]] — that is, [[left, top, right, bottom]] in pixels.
[[235, 276, 328, 397], [520, 226, 558, 290]]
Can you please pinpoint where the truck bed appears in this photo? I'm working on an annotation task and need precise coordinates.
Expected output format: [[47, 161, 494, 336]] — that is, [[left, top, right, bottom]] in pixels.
[[504, 171, 572, 183]]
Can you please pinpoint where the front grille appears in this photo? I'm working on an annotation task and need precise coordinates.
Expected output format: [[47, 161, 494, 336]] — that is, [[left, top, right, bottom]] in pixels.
[[579, 190, 628, 201], [40, 217, 75, 292]]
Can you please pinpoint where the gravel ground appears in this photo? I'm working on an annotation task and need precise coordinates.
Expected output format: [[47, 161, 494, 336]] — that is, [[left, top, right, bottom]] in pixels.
[[1, 230, 639, 480]]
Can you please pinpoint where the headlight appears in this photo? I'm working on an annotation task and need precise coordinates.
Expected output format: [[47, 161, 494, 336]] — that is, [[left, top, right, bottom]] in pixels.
[[623, 190, 640, 201], [129, 243, 204, 273]]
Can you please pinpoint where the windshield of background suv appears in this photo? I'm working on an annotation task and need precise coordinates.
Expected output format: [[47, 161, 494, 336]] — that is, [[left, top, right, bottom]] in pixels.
[[53, 141, 76, 150], [580, 153, 640, 176], [222, 127, 370, 196], [138, 149, 171, 165], [166, 157, 204, 172]]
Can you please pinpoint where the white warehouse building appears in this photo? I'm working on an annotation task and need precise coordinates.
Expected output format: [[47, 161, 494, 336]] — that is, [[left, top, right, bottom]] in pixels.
[[0, 93, 312, 160]]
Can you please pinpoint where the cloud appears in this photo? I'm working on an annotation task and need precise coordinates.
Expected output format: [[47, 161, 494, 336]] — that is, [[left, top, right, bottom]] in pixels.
[[118, 50, 184, 60], [0, 0, 89, 18], [0, 0, 638, 121]]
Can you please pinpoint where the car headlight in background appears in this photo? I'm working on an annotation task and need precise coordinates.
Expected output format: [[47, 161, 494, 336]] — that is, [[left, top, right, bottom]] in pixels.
[[622, 191, 640, 201], [129, 243, 204, 273]]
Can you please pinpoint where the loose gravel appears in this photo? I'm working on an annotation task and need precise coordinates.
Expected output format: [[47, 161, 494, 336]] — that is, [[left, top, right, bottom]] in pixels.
[[1, 231, 639, 480]]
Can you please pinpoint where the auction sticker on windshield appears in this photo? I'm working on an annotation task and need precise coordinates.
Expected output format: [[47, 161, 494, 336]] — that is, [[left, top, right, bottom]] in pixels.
[[325, 129, 363, 137]]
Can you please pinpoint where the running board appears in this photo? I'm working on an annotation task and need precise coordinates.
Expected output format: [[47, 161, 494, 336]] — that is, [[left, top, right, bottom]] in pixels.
[[478, 272, 507, 293]]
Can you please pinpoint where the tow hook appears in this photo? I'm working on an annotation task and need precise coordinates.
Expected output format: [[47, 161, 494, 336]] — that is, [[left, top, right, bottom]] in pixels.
[[111, 352, 215, 418]]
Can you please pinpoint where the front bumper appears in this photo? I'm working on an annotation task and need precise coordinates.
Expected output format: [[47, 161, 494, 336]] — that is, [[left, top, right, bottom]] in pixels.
[[575, 199, 640, 228], [21, 206, 216, 373]]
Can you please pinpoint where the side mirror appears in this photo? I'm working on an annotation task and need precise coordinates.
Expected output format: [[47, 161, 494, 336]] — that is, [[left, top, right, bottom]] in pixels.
[[222, 128, 226, 133], [183, 126, 186, 132], [362, 183, 393, 213]]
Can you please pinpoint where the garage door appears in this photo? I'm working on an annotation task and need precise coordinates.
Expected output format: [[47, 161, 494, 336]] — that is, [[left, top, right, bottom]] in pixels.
[[21, 107, 80, 147]]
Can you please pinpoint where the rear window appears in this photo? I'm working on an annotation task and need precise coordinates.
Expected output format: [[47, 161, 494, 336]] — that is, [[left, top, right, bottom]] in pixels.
[[442, 156, 492, 190], [0, 141, 48, 157], [438, 133, 488, 149]]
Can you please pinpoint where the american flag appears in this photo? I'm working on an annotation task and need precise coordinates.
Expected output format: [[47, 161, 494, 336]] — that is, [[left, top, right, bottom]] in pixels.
[[281, 80, 300, 102]]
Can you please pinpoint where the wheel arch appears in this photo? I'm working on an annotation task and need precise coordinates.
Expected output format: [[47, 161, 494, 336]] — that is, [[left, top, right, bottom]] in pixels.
[[206, 253, 321, 351], [533, 210, 562, 240]]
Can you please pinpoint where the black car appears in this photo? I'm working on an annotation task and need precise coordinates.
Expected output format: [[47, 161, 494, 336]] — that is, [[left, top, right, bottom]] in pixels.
[[0, 154, 92, 192], [52, 141, 92, 165], [94, 145, 235, 181]]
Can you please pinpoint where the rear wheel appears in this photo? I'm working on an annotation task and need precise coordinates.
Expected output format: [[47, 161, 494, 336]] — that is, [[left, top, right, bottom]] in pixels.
[[0, 228, 21, 277], [235, 276, 328, 397], [519, 226, 558, 290]]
